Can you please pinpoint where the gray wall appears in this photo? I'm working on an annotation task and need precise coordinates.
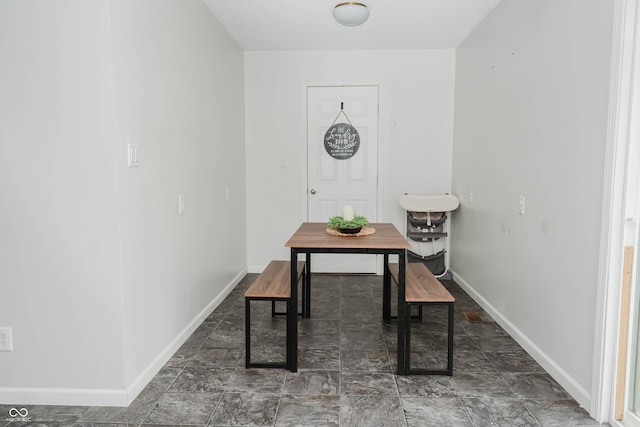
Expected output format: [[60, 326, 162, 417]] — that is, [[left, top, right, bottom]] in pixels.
[[0, 0, 246, 405], [451, 0, 614, 407], [244, 50, 456, 271]]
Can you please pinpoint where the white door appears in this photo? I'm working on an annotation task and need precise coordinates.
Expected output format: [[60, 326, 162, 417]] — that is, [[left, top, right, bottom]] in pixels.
[[307, 85, 379, 273]]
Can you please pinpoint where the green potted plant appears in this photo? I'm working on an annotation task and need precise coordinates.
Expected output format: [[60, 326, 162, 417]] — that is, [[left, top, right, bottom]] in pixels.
[[327, 215, 369, 234]]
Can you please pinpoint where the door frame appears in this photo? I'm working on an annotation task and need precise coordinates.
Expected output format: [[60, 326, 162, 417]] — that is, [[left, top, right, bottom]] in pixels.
[[592, 0, 640, 423]]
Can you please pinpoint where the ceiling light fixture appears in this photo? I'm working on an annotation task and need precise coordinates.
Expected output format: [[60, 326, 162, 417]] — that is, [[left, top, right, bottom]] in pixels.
[[333, 2, 369, 26]]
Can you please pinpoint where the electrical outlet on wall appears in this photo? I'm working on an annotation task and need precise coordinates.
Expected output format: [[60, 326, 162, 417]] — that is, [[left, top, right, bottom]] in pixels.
[[0, 327, 13, 351]]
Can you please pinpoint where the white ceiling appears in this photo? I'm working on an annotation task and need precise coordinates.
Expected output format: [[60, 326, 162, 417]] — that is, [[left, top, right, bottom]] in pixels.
[[203, 0, 503, 51]]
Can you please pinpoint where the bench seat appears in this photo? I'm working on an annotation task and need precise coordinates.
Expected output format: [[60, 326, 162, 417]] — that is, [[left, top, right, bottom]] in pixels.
[[389, 262, 455, 375], [244, 260, 306, 369], [388, 263, 455, 304]]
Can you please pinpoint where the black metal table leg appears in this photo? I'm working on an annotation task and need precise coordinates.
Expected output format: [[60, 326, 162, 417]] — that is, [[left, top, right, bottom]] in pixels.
[[305, 252, 311, 318], [383, 253, 391, 320], [289, 249, 298, 372], [397, 250, 407, 375]]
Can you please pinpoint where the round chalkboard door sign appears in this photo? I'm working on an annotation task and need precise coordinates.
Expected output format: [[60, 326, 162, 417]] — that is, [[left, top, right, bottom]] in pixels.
[[324, 123, 360, 160]]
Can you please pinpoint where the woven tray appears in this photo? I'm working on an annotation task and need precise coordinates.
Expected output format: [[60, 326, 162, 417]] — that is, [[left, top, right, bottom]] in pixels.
[[326, 226, 376, 237]]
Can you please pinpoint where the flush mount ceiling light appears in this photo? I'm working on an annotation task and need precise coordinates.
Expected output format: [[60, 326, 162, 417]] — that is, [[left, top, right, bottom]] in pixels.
[[333, 2, 370, 26]]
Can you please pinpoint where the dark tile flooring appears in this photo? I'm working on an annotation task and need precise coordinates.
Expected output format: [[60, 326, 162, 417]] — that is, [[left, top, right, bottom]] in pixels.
[[1, 273, 606, 426]]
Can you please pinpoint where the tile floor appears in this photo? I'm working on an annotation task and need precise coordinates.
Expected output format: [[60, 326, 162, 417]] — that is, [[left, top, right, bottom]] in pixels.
[[1, 273, 607, 426]]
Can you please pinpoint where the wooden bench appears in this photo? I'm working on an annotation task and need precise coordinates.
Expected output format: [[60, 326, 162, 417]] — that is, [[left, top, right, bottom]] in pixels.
[[388, 262, 455, 375], [244, 260, 306, 369]]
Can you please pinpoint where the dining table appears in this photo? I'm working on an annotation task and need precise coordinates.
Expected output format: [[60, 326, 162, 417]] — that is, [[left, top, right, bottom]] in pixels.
[[285, 222, 412, 374]]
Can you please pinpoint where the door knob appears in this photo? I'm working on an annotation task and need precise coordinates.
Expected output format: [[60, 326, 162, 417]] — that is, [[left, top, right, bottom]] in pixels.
[[310, 189, 317, 194]]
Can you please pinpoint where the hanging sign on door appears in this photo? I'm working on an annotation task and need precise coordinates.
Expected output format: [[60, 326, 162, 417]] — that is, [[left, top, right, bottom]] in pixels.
[[325, 102, 361, 160], [324, 123, 360, 160]]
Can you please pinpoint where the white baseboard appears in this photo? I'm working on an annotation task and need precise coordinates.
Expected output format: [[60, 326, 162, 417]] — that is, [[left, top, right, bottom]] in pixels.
[[247, 264, 265, 274], [451, 270, 592, 410], [0, 387, 129, 407], [0, 268, 247, 407], [124, 268, 247, 405]]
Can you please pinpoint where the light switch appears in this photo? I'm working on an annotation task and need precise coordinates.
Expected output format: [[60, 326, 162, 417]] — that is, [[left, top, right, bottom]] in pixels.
[[178, 195, 185, 214], [127, 143, 139, 167], [518, 196, 525, 215]]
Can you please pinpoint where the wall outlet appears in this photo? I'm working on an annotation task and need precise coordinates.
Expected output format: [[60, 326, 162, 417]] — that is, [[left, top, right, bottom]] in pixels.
[[518, 195, 525, 215], [0, 327, 13, 352]]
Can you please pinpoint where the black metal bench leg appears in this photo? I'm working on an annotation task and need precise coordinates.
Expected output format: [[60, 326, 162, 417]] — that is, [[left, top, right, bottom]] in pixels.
[[245, 298, 251, 368], [286, 295, 292, 369], [447, 302, 454, 376], [300, 269, 307, 318], [406, 302, 455, 376], [246, 297, 290, 369], [405, 302, 412, 373]]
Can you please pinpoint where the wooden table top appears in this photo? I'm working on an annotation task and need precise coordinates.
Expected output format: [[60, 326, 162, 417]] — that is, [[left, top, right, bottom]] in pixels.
[[285, 222, 411, 250]]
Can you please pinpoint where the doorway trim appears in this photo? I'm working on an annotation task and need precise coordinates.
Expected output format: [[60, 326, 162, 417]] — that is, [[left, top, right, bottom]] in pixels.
[[592, 0, 639, 422]]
